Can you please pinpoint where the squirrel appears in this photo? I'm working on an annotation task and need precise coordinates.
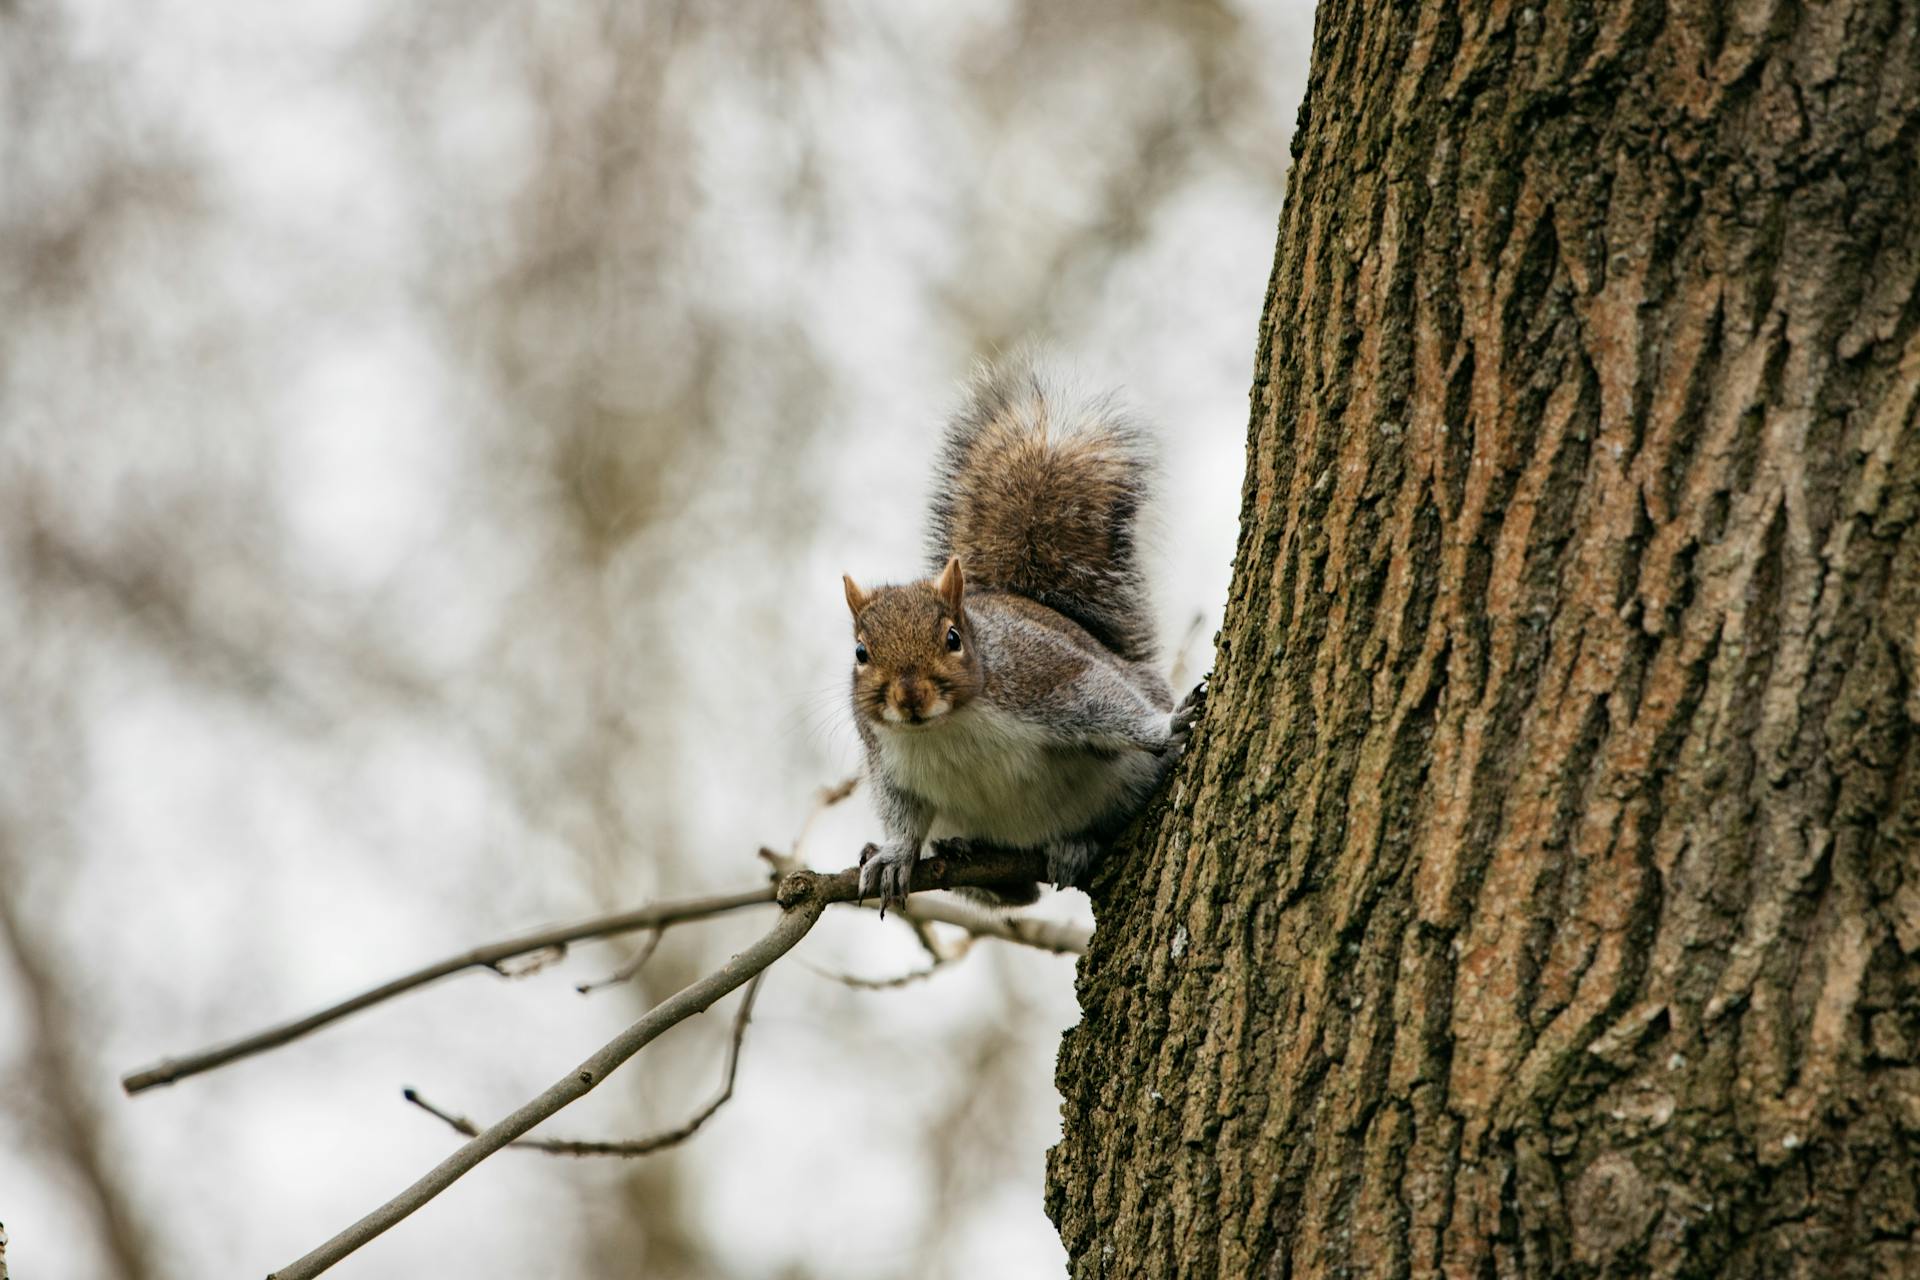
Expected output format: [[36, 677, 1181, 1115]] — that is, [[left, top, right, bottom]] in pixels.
[[841, 354, 1205, 912]]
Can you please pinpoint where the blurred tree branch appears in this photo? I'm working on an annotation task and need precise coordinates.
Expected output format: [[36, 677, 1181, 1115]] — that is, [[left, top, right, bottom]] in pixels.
[[269, 891, 826, 1280], [7, 0, 1293, 1272], [124, 775, 1085, 1095], [120, 846, 1075, 1098], [119, 883, 775, 1094], [116, 772, 1075, 1276], [0, 841, 158, 1280], [260, 847, 1051, 1279]]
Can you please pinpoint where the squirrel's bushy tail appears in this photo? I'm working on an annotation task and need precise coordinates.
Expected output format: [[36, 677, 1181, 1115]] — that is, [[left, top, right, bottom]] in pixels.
[[927, 354, 1157, 663]]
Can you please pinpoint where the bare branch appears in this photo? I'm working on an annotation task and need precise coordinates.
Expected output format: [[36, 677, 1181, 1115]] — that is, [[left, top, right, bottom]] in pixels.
[[1, 841, 159, 1279], [121, 886, 775, 1094], [124, 854, 1075, 1103], [807, 888, 1089, 985], [267, 895, 823, 1280], [811, 773, 861, 814], [264, 850, 1048, 1278], [768, 851, 1056, 915], [404, 970, 764, 1155], [126, 846, 1072, 1095], [572, 929, 662, 995]]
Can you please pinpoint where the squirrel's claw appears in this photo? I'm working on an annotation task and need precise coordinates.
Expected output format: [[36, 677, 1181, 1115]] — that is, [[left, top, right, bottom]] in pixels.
[[1167, 679, 1208, 755], [859, 841, 918, 917]]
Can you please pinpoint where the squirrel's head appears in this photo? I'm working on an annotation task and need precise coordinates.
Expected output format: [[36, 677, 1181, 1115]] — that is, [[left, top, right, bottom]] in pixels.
[[842, 556, 982, 728]]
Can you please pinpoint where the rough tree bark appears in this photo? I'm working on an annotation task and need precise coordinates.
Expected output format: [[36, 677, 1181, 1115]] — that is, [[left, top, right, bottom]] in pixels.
[[1049, 1, 1920, 1276]]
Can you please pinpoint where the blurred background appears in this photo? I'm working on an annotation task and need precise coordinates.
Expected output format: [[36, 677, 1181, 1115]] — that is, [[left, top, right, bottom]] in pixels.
[[0, 1, 1309, 1275]]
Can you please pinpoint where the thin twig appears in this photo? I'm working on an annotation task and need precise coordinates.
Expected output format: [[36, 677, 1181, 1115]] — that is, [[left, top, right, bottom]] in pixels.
[[796, 775, 860, 852], [805, 874, 1093, 985], [762, 773, 861, 882], [121, 887, 775, 1094], [268, 895, 824, 1280], [266, 851, 1048, 1279], [906, 915, 948, 964], [799, 945, 970, 990], [877, 895, 1091, 955], [126, 847, 1078, 1096], [807, 887, 1094, 985], [406, 970, 765, 1154], [573, 929, 663, 995], [1169, 609, 1209, 691]]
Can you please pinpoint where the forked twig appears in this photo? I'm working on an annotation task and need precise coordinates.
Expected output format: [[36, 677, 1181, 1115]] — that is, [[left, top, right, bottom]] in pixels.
[[405, 970, 766, 1155], [266, 894, 826, 1280], [264, 849, 1051, 1280], [799, 943, 972, 991], [573, 929, 663, 994]]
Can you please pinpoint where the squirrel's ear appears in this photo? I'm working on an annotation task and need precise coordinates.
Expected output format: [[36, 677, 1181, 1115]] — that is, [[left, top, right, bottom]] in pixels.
[[936, 556, 965, 612], [843, 574, 871, 618]]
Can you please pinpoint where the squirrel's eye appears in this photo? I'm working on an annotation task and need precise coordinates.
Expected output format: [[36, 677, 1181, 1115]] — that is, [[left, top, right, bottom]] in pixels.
[[854, 642, 870, 665], [945, 626, 962, 652]]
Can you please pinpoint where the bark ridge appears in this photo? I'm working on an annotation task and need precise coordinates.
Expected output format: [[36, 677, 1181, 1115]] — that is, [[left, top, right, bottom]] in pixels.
[[1049, 1, 1920, 1275]]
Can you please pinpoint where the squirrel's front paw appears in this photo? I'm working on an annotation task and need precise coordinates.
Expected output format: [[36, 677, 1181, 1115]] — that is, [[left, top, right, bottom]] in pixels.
[[858, 840, 921, 916], [1166, 679, 1208, 755]]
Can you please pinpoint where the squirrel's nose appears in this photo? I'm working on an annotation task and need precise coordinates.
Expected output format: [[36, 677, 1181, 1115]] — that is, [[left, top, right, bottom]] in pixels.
[[890, 676, 929, 718]]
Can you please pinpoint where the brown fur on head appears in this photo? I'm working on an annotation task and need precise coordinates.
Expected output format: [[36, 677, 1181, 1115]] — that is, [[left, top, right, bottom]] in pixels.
[[843, 557, 981, 727]]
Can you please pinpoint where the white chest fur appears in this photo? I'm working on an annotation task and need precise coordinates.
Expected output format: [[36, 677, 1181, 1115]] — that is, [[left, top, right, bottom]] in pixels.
[[872, 702, 1155, 845]]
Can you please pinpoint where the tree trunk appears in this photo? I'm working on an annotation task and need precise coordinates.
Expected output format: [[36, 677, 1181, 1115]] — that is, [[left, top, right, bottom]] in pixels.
[[1048, 1, 1920, 1276]]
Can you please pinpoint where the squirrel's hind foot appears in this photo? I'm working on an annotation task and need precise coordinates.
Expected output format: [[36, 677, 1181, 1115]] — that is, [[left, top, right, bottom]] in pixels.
[[953, 881, 1043, 908], [1045, 837, 1100, 891]]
